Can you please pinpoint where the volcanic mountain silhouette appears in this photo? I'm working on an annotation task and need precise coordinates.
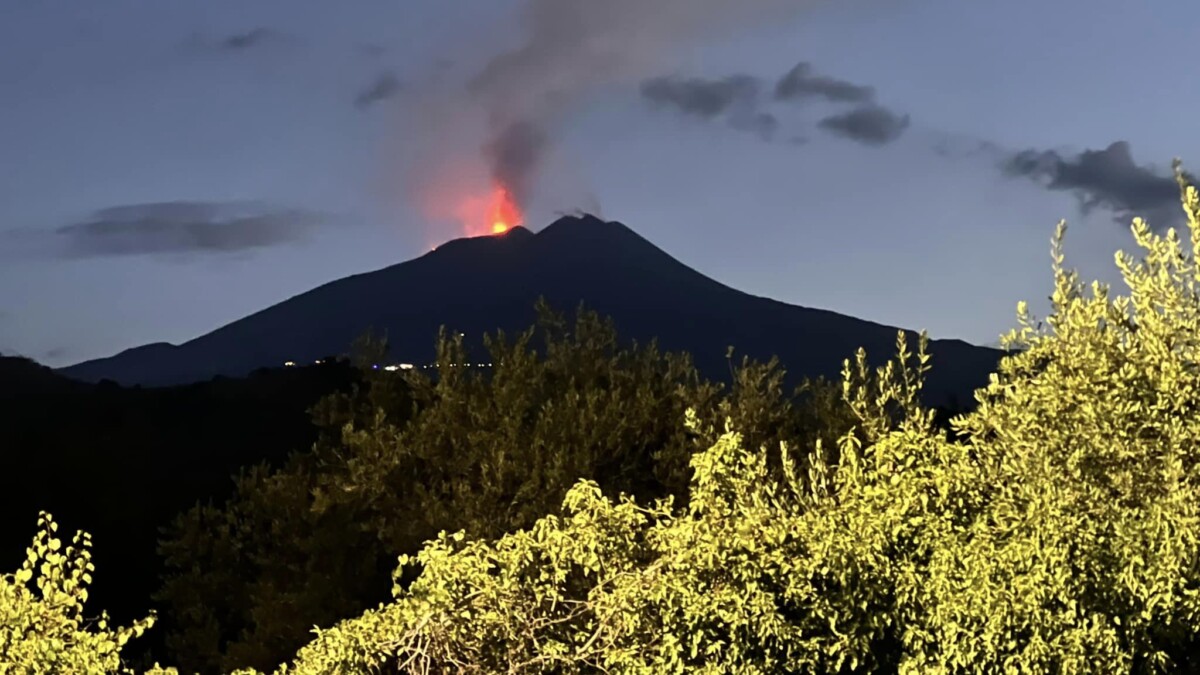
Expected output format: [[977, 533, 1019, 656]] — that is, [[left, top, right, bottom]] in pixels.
[[60, 214, 1004, 407]]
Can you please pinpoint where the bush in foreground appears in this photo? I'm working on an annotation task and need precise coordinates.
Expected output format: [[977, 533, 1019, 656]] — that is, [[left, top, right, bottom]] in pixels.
[[253, 166, 1200, 673], [156, 302, 861, 673], [10, 166, 1200, 672], [0, 512, 171, 674]]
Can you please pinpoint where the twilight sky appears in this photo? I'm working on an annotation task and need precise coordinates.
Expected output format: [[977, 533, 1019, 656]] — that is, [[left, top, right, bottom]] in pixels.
[[1, 0, 1195, 367]]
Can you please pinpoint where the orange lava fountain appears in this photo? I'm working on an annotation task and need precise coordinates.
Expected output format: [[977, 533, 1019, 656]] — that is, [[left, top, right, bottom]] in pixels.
[[487, 183, 522, 235], [422, 166, 526, 242]]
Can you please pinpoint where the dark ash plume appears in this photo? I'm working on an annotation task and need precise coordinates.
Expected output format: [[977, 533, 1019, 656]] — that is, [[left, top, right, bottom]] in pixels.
[[640, 74, 778, 141], [640, 75, 763, 119], [774, 62, 874, 103], [1003, 141, 1191, 228], [818, 105, 910, 146], [444, 0, 815, 209], [483, 121, 549, 207]]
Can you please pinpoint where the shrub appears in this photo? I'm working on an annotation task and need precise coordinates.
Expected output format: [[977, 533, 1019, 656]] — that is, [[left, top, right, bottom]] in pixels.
[[156, 301, 855, 673], [0, 512, 172, 674], [248, 164, 1200, 673], [54, 166, 1200, 673]]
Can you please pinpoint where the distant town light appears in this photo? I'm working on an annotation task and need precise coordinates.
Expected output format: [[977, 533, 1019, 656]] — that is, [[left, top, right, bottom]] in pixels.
[[384, 365, 399, 372], [399, 363, 414, 370], [284, 361, 296, 367]]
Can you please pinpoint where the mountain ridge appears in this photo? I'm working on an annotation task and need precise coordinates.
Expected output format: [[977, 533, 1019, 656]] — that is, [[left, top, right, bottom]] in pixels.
[[59, 214, 1004, 407]]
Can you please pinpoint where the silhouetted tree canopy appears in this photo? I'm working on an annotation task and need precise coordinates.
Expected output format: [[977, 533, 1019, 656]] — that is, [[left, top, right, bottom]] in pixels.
[[153, 300, 863, 673], [217, 165, 1200, 673], [0, 355, 361, 666]]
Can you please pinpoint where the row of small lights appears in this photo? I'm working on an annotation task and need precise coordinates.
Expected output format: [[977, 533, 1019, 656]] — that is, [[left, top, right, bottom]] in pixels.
[[283, 361, 494, 370], [283, 334, 496, 371]]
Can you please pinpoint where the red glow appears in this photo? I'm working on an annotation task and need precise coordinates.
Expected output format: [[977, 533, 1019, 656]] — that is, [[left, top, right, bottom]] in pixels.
[[488, 184, 522, 235], [410, 152, 524, 244], [448, 182, 523, 238]]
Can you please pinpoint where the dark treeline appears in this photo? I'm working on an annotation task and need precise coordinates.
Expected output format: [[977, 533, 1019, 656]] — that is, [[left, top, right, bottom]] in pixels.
[[0, 302, 973, 673], [0, 355, 361, 643]]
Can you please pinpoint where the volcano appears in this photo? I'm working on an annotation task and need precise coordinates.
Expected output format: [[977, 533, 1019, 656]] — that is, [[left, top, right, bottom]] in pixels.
[[59, 214, 1004, 407]]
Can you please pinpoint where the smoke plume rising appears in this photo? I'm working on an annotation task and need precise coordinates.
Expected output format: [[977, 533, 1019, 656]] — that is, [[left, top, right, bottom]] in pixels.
[[402, 0, 816, 235]]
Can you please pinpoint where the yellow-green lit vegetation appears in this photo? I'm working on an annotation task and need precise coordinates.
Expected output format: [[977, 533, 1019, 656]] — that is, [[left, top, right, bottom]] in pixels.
[[155, 303, 860, 673], [6, 165, 1200, 672], [0, 512, 173, 674]]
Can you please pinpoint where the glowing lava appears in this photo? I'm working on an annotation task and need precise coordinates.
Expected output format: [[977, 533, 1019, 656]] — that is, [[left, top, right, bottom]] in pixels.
[[488, 183, 522, 235], [423, 169, 526, 242]]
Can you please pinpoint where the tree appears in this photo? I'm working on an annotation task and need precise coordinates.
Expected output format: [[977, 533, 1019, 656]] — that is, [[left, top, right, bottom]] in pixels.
[[18, 168, 1200, 673], [246, 164, 1200, 672], [155, 300, 852, 673], [154, 336, 414, 674], [0, 512, 171, 674]]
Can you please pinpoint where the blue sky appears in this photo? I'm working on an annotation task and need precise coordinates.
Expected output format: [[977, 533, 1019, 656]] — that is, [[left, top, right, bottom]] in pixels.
[[1, 0, 1194, 366]]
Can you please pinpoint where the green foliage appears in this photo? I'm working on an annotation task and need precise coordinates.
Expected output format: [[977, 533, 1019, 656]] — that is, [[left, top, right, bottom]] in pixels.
[[50, 166, 1200, 672], [318, 303, 708, 546], [919, 164, 1200, 671], [245, 164, 1200, 672], [0, 512, 172, 674], [156, 300, 851, 673], [238, 330, 927, 675]]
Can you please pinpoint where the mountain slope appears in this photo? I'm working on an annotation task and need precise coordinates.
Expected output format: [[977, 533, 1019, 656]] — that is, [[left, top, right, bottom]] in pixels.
[[60, 214, 1005, 407]]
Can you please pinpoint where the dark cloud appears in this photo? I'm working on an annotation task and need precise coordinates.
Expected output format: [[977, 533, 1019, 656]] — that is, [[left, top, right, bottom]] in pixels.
[[1003, 141, 1189, 228], [639, 74, 778, 141], [437, 0, 814, 213], [354, 72, 403, 109], [818, 105, 910, 146], [774, 62, 875, 103], [639, 63, 902, 146], [222, 28, 277, 51], [55, 201, 325, 258], [773, 61, 908, 148], [640, 75, 763, 119]]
